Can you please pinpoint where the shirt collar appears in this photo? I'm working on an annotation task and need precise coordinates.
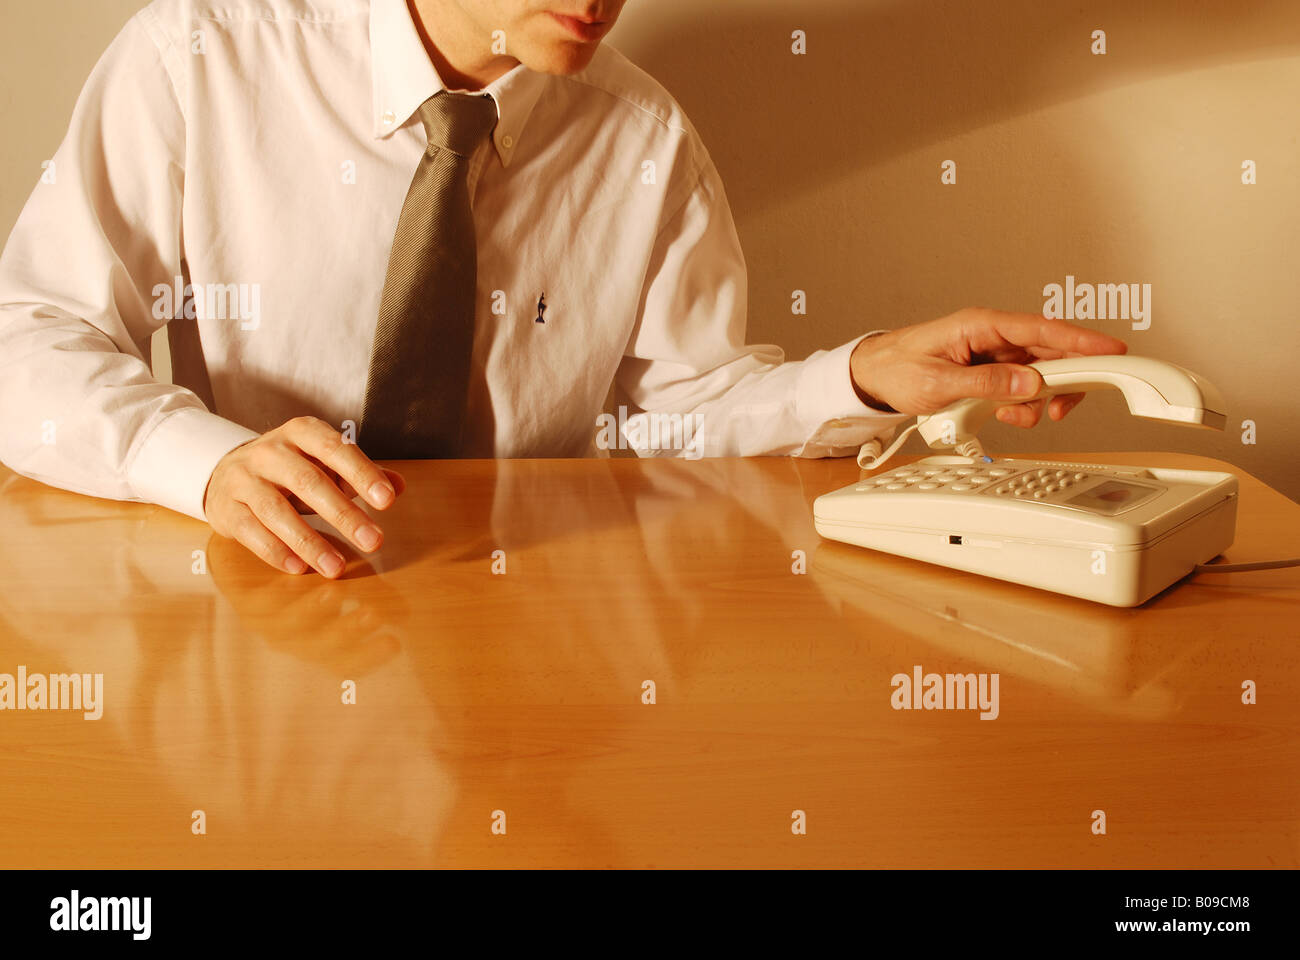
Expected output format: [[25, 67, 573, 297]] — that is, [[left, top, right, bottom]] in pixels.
[[370, 0, 548, 169]]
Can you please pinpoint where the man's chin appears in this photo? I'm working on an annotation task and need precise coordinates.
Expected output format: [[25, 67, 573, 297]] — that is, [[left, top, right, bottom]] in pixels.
[[519, 41, 601, 76]]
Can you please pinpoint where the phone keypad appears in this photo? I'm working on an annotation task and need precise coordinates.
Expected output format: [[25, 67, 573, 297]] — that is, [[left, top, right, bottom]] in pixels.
[[856, 462, 1098, 502], [857, 463, 1002, 493], [850, 460, 1166, 517], [992, 469, 1089, 499]]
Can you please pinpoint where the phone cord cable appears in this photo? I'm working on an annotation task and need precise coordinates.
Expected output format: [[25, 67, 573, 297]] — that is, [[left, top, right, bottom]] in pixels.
[[857, 423, 920, 470], [1194, 558, 1300, 573]]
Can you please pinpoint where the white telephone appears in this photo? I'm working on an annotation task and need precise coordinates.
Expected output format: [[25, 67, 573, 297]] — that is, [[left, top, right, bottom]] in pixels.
[[813, 356, 1239, 607]]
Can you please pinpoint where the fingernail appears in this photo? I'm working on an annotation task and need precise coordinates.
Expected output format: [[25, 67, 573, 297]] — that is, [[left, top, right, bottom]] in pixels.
[[284, 556, 308, 575], [368, 481, 395, 508], [356, 524, 381, 551], [1012, 371, 1039, 398], [318, 551, 345, 578]]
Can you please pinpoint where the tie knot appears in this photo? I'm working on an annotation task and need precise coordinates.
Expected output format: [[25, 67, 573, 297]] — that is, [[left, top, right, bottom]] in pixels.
[[418, 92, 499, 157]]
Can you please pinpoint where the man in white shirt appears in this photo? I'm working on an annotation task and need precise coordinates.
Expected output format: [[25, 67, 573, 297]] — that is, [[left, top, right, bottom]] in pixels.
[[0, 0, 1125, 578]]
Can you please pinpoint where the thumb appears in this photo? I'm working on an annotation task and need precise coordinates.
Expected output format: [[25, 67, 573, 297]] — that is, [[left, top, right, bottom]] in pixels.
[[946, 362, 1043, 405]]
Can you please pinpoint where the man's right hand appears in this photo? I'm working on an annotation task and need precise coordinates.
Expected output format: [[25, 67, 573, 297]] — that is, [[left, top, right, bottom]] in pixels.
[[202, 416, 405, 578]]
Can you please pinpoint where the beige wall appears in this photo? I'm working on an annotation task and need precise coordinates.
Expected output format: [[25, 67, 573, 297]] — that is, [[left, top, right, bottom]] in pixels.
[[4, 1, 1298, 497]]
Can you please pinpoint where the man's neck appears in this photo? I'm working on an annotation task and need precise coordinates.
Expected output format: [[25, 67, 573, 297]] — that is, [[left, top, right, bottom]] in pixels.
[[408, 0, 519, 91]]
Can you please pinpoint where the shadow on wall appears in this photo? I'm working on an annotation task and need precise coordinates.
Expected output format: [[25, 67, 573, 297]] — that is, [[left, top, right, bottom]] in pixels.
[[612, 0, 1300, 224], [609, 0, 1300, 498]]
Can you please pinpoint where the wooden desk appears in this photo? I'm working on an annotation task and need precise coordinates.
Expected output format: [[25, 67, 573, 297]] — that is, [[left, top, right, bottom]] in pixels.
[[0, 453, 1296, 868]]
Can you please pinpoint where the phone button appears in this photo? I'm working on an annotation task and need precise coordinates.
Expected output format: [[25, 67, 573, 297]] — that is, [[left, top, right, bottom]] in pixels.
[[1033, 490, 1047, 499], [950, 483, 973, 491], [885, 483, 906, 490], [918, 482, 940, 490]]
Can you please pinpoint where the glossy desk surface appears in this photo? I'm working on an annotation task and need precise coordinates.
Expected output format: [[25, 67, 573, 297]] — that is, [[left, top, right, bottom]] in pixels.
[[0, 453, 1296, 868]]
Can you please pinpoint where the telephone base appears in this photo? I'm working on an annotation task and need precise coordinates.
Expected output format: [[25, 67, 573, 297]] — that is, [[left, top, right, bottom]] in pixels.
[[813, 456, 1238, 607]]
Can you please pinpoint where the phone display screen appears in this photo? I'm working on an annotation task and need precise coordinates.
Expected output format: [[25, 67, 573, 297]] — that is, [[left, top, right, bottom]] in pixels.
[[1066, 480, 1160, 515]]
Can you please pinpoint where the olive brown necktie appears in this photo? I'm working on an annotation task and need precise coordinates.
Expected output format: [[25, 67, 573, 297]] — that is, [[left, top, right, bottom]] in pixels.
[[359, 91, 499, 458]]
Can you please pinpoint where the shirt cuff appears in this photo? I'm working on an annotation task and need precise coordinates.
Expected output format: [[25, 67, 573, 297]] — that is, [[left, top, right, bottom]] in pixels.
[[126, 405, 261, 522], [796, 330, 906, 425]]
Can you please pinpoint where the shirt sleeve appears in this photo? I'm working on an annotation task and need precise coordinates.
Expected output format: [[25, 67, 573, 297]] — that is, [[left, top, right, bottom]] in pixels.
[[613, 143, 913, 460], [0, 9, 259, 523]]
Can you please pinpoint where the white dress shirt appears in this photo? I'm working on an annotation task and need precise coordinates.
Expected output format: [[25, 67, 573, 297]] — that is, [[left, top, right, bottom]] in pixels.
[[0, 0, 909, 522]]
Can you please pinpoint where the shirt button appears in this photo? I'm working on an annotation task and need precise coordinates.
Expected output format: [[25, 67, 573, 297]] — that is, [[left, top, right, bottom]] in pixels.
[[501, 134, 515, 149], [382, 111, 396, 125]]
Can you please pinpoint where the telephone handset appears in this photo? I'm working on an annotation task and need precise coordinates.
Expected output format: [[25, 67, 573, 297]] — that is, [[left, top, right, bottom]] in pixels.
[[916, 355, 1228, 458], [814, 356, 1239, 607]]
